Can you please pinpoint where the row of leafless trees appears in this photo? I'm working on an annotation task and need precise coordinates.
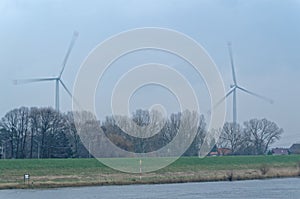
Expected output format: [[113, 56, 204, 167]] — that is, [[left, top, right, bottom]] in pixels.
[[218, 120, 283, 155], [0, 106, 283, 159], [0, 107, 87, 159]]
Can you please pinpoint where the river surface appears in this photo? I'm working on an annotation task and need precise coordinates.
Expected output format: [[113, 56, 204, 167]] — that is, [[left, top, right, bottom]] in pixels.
[[0, 178, 299, 199]]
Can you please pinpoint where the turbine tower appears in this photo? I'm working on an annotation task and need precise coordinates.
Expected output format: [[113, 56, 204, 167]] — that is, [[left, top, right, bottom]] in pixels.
[[216, 42, 273, 125], [14, 31, 79, 112]]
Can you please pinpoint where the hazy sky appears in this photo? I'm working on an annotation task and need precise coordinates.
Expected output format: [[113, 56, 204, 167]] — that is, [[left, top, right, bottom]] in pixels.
[[0, 0, 300, 147]]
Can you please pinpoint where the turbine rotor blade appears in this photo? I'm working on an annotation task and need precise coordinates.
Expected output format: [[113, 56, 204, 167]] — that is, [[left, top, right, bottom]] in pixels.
[[14, 77, 57, 85], [59, 79, 82, 108], [214, 87, 236, 108], [59, 31, 79, 78], [59, 79, 73, 98], [228, 42, 237, 85], [207, 87, 236, 115], [236, 86, 274, 104]]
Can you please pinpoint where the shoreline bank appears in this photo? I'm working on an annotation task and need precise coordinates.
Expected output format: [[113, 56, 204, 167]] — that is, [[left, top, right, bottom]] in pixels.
[[1, 167, 299, 190], [1, 156, 300, 190]]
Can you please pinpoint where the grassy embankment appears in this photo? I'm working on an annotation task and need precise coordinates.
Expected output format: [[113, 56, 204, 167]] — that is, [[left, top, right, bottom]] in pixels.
[[0, 155, 300, 189]]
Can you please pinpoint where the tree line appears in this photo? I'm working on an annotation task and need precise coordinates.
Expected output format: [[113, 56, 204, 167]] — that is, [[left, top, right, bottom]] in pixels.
[[0, 106, 283, 159], [218, 120, 283, 155]]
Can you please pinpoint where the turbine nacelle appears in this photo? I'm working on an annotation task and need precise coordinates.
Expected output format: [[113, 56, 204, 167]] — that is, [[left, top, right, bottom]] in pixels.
[[212, 42, 273, 125]]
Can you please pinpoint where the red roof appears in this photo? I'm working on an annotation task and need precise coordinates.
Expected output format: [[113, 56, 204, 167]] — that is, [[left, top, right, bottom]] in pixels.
[[218, 148, 232, 155]]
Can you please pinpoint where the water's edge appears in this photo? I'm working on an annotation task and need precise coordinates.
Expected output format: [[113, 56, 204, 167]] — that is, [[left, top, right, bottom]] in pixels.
[[1, 173, 299, 190]]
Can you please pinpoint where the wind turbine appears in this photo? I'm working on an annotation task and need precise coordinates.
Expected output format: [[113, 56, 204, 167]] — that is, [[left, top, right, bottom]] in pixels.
[[215, 42, 273, 125], [14, 31, 79, 112]]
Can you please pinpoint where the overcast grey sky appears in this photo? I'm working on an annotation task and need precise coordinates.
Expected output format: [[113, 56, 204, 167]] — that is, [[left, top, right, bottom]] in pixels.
[[0, 0, 300, 147]]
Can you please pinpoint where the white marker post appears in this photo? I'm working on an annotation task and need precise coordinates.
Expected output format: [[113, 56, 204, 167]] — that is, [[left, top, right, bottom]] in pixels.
[[24, 174, 30, 185], [139, 159, 142, 180]]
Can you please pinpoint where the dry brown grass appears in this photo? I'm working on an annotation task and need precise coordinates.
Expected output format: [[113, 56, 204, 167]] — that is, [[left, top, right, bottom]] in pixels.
[[1, 166, 299, 190]]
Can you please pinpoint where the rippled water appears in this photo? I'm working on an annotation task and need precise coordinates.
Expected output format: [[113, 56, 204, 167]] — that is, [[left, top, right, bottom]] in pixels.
[[1, 178, 299, 199]]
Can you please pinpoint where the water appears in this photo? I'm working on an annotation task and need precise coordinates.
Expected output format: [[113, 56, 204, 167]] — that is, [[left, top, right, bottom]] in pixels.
[[0, 178, 299, 199]]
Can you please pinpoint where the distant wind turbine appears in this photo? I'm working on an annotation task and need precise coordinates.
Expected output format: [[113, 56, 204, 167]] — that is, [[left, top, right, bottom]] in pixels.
[[14, 31, 79, 112], [215, 42, 273, 124]]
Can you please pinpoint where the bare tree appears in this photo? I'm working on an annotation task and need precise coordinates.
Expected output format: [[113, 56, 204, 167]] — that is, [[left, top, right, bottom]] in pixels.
[[65, 112, 80, 158], [218, 122, 244, 154], [15, 107, 30, 158], [33, 107, 72, 158], [132, 109, 150, 127], [172, 110, 199, 156], [29, 107, 40, 158], [162, 112, 181, 145], [73, 111, 102, 158], [102, 115, 134, 154], [0, 108, 18, 158], [244, 118, 283, 155], [184, 114, 206, 156], [0, 107, 30, 158]]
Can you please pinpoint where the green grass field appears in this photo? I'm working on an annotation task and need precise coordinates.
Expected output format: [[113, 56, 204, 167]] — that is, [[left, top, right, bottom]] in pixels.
[[0, 155, 300, 189]]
